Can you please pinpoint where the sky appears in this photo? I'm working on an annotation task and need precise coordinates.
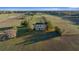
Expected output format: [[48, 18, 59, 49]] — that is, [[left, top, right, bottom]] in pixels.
[[0, 7, 79, 11], [0, 0, 79, 7]]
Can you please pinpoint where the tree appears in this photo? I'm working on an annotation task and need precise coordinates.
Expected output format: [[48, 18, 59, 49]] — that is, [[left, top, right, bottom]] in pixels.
[[54, 26, 62, 36], [20, 20, 28, 27], [47, 21, 53, 30]]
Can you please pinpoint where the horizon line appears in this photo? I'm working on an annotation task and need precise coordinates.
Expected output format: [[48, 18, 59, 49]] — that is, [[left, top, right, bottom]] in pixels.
[[0, 7, 78, 11]]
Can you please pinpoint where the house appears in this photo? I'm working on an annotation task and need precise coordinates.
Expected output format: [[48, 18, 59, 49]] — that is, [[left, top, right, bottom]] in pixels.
[[33, 22, 48, 31]]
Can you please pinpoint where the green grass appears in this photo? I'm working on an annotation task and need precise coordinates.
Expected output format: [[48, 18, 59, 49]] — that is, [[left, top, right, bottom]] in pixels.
[[0, 14, 20, 21]]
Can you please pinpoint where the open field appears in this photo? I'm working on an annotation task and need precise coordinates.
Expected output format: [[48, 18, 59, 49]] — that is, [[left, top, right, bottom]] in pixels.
[[0, 13, 24, 28], [0, 13, 79, 51]]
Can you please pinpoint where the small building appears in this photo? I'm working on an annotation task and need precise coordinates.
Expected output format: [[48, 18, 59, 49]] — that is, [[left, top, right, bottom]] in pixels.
[[33, 22, 48, 31]]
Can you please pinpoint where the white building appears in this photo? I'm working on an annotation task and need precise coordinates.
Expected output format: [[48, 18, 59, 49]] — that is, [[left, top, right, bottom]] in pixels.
[[34, 23, 48, 31]]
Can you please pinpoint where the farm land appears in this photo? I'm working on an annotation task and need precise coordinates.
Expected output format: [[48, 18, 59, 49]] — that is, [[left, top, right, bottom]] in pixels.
[[0, 11, 79, 51]]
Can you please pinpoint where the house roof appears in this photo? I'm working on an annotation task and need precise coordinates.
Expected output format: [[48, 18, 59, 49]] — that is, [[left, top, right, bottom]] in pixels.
[[34, 22, 48, 25]]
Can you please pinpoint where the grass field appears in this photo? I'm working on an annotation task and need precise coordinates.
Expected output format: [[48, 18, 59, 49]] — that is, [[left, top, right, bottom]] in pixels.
[[0, 13, 23, 28], [0, 13, 79, 51]]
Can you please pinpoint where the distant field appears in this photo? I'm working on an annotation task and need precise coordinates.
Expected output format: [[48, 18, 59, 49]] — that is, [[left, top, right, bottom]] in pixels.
[[0, 14, 19, 22], [0, 13, 23, 28], [44, 15, 79, 35]]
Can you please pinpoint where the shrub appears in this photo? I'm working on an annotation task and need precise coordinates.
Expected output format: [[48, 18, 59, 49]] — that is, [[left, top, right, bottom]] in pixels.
[[54, 26, 62, 36], [46, 21, 53, 31], [20, 20, 28, 27]]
